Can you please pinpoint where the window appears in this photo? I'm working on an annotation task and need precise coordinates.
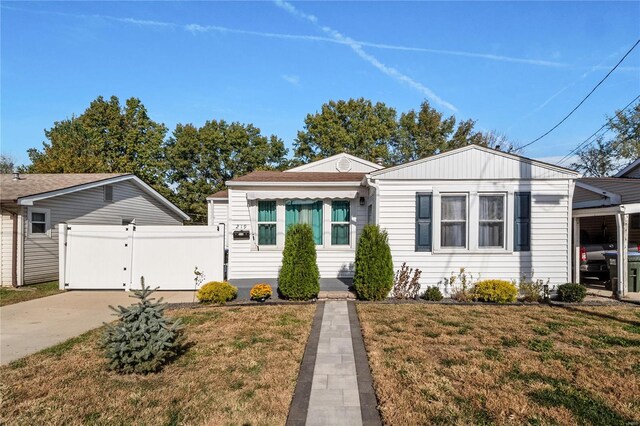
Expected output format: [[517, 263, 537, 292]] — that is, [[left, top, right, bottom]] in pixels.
[[631, 214, 640, 230], [514, 192, 531, 251], [257, 200, 277, 245], [285, 200, 323, 245], [104, 185, 113, 202], [479, 195, 505, 248], [29, 208, 50, 236], [415, 193, 432, 251], [441, 195, 466, 248], [331, 200, 350, 245]]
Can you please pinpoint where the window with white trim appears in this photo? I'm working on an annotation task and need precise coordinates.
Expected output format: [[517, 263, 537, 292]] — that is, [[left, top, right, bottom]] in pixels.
[[440, 195, 467, 248], [479, 195, 505, 248], [257, 200, 277, 245], [331, 200, 350, 245], [28, 208, 50, 237]]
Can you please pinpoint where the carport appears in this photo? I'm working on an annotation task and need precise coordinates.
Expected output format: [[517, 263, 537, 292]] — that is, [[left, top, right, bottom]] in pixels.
[[572, 178, 640, 299]]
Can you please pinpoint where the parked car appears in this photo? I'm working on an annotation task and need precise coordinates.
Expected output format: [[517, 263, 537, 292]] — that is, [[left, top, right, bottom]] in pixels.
[[580, 242, 639, 288]]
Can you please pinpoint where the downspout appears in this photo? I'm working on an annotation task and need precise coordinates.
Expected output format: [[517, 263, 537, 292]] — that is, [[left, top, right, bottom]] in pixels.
[[367, 176, 380, 225]]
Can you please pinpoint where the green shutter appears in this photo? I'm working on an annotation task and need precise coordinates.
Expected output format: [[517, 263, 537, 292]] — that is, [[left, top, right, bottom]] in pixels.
[[514, 192, 531, 252], [416, 193, 432, 251]]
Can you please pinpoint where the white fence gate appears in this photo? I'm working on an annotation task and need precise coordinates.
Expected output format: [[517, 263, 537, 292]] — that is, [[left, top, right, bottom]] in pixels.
[[59, 224, 224, 290]]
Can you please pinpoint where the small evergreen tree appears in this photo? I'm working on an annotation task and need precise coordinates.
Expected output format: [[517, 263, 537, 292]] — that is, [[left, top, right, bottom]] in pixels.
[[278, 224, 320, 300], [103, 280, 183, 374], [354, 225, 394, 300]]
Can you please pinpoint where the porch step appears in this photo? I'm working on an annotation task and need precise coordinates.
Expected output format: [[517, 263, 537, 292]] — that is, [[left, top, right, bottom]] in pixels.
[[317, 290, 357, 300]]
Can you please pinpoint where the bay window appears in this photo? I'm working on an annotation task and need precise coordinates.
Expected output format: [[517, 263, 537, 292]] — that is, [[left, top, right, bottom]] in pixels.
[[479, 195, 505, 248], [441, 195, 467, 248], [331, 200, 350, 245]]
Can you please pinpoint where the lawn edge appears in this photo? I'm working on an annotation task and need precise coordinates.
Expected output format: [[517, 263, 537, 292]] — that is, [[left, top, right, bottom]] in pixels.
[[286, 301, 325, 426], [348, 301, 383, 426]]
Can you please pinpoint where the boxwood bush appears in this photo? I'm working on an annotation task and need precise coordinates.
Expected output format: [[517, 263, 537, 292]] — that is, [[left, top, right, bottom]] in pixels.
[[557, 283, 587, 302], [474, 279, 518, 304], [197, 281, 237, 304], [421, 286, 443, 301], [278, 223, 320, 300], [353, 225, 394, 301]]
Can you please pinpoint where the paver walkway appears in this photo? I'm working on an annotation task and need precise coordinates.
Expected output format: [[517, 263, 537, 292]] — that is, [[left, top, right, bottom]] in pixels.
[[287, 300, 381, 425], [306, 301, 362, 425]]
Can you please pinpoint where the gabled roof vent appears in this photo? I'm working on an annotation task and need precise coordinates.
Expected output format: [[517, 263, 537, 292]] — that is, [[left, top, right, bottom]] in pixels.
[[336, 157, 352, 172]]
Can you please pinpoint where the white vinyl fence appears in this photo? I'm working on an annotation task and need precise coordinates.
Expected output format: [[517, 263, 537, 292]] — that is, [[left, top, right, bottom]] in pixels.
[[59, 224, 224, 290]]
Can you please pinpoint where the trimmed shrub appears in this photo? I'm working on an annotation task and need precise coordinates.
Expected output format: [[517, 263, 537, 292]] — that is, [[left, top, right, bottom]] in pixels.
[[421, 286, 443, 301], [103, 281, 183, 374], [278, 224, 320, 300], [474, 279, 518, 304], [197, 281, 237, 304], [353, 225, 394, 301], [250, 283, 273, 301], [557, 283, 587, 302]]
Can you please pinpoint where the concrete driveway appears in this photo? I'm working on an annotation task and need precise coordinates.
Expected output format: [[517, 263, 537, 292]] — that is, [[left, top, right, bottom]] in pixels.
[[0, 290, 196, 365]]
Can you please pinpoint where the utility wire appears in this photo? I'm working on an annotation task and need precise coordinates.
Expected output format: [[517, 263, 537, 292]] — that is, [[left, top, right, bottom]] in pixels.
[[521, 39, 640, 150], [556, 94, 640, 165]]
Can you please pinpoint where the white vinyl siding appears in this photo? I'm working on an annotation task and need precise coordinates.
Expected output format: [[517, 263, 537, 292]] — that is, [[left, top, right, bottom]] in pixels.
[[227, 186, 368, 279], [21, 180, 183, 285], [375, 179, 573, 293]]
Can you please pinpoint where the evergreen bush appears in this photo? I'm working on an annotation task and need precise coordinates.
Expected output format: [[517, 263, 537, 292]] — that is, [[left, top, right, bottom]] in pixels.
[[474, 279, 518, 303], [557, 283, 587, 302], [353, 225, 394, 301], [197, 281, 238, 304], [103, 281, 183, 374], [278, 223, 320, 300], [421, 286, 444, 301]]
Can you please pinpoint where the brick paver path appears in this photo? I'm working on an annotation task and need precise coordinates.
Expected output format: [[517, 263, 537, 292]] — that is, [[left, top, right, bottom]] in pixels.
[[306, 301, 363, 425]]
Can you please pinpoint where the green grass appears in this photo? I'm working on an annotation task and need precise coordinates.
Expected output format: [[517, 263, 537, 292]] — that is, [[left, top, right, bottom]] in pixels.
[[0, 281, 62, 306]]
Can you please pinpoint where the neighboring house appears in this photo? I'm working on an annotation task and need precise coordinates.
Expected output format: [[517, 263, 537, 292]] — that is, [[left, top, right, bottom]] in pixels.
[[614, 158, 640, 179], [1, 173, 189, 287], [208, 146, 580, 292]]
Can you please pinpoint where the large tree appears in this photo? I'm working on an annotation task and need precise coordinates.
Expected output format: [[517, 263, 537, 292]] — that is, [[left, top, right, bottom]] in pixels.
[[392, 101, 498, 163], [0, 154, 15, 173], [572, 101, 640, 176], [26, 96, 169, 194], [165, 120, 287, 222], [294, 98, 516, 166], [294, 98, 398, 165]]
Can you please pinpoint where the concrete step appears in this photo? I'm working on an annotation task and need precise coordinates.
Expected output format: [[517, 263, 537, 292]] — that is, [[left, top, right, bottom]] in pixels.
[[318, 290, 357, 300]]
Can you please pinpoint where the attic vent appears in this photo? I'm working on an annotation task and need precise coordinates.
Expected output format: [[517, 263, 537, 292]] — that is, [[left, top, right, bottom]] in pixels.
[[336, 157, 352, 172]]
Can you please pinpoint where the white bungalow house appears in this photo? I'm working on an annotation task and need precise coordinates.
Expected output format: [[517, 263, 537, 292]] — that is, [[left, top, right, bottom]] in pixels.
[[1, 173, 189, 287], [208, 145, 580, 294]]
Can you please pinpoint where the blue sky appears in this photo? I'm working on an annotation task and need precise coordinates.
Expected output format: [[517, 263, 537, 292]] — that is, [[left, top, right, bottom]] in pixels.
[[2, 1, 639, 167]]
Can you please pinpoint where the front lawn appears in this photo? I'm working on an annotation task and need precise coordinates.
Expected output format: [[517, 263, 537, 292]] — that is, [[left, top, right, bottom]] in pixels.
[[357, 304, 640, 425], [0, 281, 62, 306], [1, 304, 315, 425]]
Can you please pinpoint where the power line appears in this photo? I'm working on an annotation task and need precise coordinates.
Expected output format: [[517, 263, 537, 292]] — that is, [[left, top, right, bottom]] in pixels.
[[521, 39, 640, 150], [556, 94, 640, 165]]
